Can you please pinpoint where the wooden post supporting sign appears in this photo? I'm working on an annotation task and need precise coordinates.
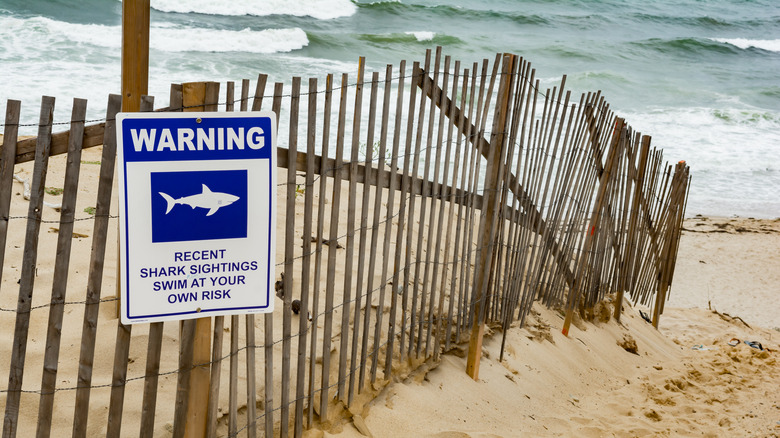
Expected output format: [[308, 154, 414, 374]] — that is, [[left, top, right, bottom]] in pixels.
[[118, 0, 150, 317], [466, 54, 515, 380], [121, 0, 150, 113]]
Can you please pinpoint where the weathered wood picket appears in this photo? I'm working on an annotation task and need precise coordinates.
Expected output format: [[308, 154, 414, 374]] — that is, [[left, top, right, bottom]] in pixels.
[[0, 48, 689, 437]]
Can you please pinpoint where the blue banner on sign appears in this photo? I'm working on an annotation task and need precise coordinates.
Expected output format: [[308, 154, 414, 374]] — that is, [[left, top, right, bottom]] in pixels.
[[122, 116, 273, 162], [151, 169, 248, 243]]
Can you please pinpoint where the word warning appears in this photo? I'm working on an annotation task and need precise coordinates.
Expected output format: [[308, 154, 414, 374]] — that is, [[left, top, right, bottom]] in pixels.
[[117, 112, 276, 324]]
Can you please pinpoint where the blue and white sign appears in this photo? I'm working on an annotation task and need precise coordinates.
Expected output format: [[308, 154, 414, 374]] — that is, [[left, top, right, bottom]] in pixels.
[[117, 112, 276, 324]]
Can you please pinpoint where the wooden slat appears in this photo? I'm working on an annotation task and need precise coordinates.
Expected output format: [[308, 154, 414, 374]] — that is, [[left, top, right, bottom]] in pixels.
[[405, 54, 431, 359], [436, 60, 463, 358], [173, 319, 197, 438], [240, 79, 250, 112], [71, 93, 121, 437], [294, 77, 317, 436], [423, 53, 451, 358], [281, 77, 301, 438], [381, 60, 408, 380], [367, 64, 394, 384], [226, 81, 235, 112], [308, 74, 332, 426], [228, 315, 239, 437], [455, 65, 480, 338], [411, 48, 439, 358], [228, 79, 248, 438], [36, 98, 87, 438], [348, 70, 376, 402], [105, 322, 132, 438], [170, 83, 183, 111], [338, 58, 365, 404], [139, 321, 164, 436], [106, 94, 154, 438], [445, 65, 470, 349], [320, 73, 350, 423], [246, 75, 266, 438], [205, 316, 225, 437], [0, 100, 20, 291], [264, 80, 284, 438], [353, 71, 380, 398], [252, 74, 268, 111], [3, 95, 55, 438]]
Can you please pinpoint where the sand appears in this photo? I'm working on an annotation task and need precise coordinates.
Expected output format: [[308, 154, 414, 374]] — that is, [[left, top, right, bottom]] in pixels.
[[0, 138, 778, 437], [318, 217, 780, 438]]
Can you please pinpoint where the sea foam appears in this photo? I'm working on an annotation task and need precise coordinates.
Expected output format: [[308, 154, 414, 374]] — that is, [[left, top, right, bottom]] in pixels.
[[711, 38, 780, 53], [152, 27, 308, 54], [0, 15, 308, 54], [150, 0, 357, 20], [624, 105, 780, 217], [404, 31, 435, 42]]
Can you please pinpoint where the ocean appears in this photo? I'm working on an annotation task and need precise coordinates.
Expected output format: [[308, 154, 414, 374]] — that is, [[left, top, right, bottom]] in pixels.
[[1, 0, 778, 218]]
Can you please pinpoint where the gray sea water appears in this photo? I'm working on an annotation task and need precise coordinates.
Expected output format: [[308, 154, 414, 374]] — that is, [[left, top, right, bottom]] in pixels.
[[1, 0, 779, 217]]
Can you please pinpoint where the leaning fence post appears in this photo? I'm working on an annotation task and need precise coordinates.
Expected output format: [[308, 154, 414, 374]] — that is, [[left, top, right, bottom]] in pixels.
[[0, 100, 20, 278], [3, 95, 55, 438], [466, 53, 515, 380]]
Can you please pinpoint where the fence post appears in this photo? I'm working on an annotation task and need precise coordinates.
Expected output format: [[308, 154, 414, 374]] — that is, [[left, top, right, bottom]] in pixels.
[[121, 0, 150, 113], [466, 53, 515, 380]]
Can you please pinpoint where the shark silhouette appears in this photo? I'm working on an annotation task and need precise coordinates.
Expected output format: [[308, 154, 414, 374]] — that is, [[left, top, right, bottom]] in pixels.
[[159, 184, 240, 217]]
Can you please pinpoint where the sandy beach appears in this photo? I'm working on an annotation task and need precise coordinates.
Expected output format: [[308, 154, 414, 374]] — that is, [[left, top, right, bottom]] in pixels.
[[315, 217, 780, 438], [0, 139, 778, 437]]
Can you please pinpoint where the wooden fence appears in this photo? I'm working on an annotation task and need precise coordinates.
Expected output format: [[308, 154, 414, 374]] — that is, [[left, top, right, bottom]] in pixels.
[[0, 47, 689, 437]]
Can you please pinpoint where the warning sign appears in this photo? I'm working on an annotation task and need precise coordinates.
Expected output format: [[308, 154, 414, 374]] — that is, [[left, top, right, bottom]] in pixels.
[[116, 112, 276, 324]]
